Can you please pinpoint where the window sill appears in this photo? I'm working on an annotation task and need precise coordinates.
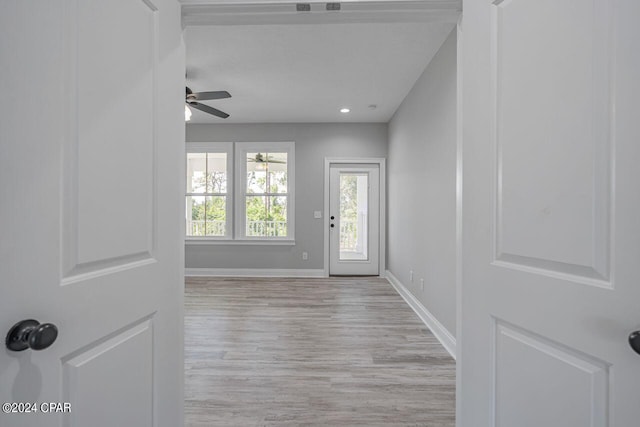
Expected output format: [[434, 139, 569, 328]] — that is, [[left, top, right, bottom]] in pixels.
[[185, 239, 295, 246]]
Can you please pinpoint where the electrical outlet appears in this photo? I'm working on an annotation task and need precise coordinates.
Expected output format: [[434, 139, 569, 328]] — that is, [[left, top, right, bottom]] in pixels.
[[409, 271, 414, 282], [302, 251, 308, 260], [314, 211, 322, 219], [420, 278, 425, 292]]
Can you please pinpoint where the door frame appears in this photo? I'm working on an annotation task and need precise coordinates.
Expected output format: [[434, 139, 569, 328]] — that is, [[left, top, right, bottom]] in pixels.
[[323, 157, 386, 277], [455, 14, 463, 427]]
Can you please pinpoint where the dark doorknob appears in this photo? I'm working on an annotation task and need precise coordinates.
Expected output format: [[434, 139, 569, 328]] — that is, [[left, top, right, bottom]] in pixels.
[[330, 216, 335, 220], [330, 224, 334, 228], [629, 331, 640, 355], [6, 319, 58, 352]]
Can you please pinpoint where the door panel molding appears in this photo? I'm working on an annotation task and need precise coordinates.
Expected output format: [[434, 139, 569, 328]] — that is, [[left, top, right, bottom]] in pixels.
[[493, 318, 610, 427], [490, 0, 614, 288], [61, 0, 159, 281], [62, 315, 155, 427]]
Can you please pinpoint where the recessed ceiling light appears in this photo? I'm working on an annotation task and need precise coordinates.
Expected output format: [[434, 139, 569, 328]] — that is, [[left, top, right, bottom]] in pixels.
[[340, 108, 350, 113]]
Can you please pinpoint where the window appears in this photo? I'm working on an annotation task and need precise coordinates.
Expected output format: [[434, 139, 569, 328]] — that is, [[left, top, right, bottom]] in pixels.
[[186, 141, 294, 242], [236, 142, 294, 240], [186, 143, 232, 238]]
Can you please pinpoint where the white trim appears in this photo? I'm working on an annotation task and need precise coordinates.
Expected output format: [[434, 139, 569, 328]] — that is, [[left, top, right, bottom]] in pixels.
[[386, 270, 457, 359], [324, 159, 330, 275], [181, 1, 462, 26], [185, 268, 324, 278], [323, 157, 386, 277], [380, 159, 386, 279], [455, 15, 464, 427]]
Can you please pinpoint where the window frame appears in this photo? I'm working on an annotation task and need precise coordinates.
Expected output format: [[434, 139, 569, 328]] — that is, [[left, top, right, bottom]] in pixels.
[[185, 141, 295, 243], [185, 142, 233, 241], [235, 141, 295, 242]]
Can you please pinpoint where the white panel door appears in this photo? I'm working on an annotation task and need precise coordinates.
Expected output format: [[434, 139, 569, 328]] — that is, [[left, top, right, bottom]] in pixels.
[[461, 0, 640, 426], [0, 1, 184, 426], [329, 165, 380, 275]]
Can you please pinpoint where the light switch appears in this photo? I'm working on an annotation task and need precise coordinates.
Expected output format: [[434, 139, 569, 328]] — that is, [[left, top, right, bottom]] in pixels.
[[314, 211, 322, 219]]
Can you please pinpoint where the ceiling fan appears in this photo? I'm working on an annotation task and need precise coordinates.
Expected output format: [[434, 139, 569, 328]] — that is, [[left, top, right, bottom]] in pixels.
[[185, 86, 231, 120], [248, 153, 286, 164]]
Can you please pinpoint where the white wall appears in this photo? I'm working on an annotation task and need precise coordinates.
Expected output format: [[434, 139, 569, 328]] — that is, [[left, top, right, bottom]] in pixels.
[[387, 29, 457, 337], [185, 123, 387, 271]]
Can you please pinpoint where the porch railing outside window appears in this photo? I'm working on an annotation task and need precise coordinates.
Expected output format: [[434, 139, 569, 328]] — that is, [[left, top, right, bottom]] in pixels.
[[186, 220, 289, 238]]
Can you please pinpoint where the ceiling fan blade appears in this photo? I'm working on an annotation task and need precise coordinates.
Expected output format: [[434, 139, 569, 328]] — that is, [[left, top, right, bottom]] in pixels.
[[189, 102, 230, 119], [246, 158, 285, 164], [192, 91, 231, 101], [263, 155, 286, 164]]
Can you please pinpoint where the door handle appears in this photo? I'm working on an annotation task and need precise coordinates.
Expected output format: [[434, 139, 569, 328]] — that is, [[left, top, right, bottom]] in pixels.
[[629, 330, 640, 355], [6, 319, 58, 351], [330, 224, 335, 228]]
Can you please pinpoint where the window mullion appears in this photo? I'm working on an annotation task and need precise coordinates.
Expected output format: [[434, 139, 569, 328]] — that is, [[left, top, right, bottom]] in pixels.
[[266, 155, 271, 229], [204, 153, 208, 236]]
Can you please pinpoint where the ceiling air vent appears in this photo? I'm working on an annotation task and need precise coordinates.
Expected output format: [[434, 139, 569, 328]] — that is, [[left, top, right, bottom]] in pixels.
[[296, 3, 311, 11], [326, 2, 341, 10]]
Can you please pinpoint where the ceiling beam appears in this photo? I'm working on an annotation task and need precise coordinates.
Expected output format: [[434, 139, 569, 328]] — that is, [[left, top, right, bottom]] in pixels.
[[181, 1, 461, 26]]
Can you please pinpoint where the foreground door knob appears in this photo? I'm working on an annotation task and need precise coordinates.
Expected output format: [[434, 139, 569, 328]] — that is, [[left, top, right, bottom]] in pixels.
[[629, 331, 640, 355], [5, 319, 58, 351]]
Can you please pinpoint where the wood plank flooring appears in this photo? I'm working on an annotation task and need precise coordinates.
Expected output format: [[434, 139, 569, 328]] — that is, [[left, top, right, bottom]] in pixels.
[[185, 277, 455, 427]]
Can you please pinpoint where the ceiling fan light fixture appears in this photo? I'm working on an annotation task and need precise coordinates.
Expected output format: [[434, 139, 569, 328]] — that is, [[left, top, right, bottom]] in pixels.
[[340, 108, 350, 113], [184, 86, 231, 120]]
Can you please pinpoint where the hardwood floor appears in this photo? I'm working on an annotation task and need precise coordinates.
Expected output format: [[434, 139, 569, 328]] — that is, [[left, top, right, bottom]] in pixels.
[[185, 277, 455, 427]]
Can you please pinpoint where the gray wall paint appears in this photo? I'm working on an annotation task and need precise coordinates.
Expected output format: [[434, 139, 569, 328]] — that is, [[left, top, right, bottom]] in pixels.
[[186, 123, 387, 270], [387, 29, 457, 336]]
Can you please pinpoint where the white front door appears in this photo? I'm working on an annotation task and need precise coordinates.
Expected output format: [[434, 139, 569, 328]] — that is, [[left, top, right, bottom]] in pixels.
[[329, 164, 380, 275], [0, 1, 184, 426], [460, 0, 640, 425]]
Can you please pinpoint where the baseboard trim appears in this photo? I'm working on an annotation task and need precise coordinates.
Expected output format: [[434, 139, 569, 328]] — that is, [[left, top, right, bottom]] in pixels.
[[185, 268, 326, 278], [385, 270, 456, 359]]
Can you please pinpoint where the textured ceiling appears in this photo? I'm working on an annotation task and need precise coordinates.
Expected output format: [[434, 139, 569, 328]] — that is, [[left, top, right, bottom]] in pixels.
[[185, 22, 454, 123]]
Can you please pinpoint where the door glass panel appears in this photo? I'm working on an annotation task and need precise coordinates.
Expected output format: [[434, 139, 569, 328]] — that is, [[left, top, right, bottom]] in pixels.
[[339, 172, 368, 261]]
